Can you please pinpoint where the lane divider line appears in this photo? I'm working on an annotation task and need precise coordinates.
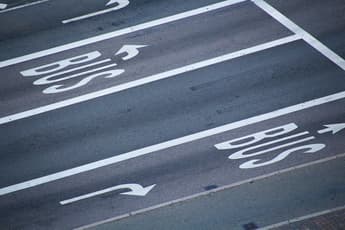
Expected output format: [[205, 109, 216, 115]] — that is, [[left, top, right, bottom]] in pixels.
[[0, 0, 49, 14], [1, 86, 345, 196], [74, 153, 345, 230], [0, 0, 246, 68], [0, 35, 300, 125], [252, 0, 345, 71]]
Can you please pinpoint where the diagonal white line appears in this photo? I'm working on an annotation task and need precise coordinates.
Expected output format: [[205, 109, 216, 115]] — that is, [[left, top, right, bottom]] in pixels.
[[0, 35, 300, 125], [0, 0, 246, 68], [1, 88, 345, 196], [0, 0, 48, 13], [252, 0, 345, 71]]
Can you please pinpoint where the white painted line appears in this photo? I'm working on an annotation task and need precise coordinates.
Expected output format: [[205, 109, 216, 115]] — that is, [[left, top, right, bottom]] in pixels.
[[252, 0, 345, 71], [1, 88, 345, 196], [259, 205, 345, 230], [0, 0, 246, 68], [0, 35, 300, 125], [60, 183, 156, 205], [62, 0, 130, 24], [0, 3, 7, 10], [0, 0, 48, 13], [75, 153, 345, 230]]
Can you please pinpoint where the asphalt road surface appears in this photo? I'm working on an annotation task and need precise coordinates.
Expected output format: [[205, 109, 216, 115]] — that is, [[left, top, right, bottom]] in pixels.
[[0, 0, 344, 229]]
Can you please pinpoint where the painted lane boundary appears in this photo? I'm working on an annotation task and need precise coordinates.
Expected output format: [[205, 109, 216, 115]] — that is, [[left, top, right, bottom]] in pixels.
[[0, 0, 246, 68], [1, 87, 345, 196], [0, 35, 300, 125], [0, 0, 49, 13], [75, 153, 345, 229]]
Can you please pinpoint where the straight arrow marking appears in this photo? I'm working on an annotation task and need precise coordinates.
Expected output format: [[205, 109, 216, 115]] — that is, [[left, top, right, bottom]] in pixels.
[[318, 123, 345, 135], [59, 183, 156, 205]]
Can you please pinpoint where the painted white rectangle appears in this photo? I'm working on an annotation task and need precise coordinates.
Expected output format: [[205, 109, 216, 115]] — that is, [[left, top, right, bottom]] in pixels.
[[0, 0, 246, 68], [0, 35, 300, 125]]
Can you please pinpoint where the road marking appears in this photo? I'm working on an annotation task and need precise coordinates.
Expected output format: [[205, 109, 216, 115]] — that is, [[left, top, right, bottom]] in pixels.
[[252, 0, 345, 71], [75, 153, 345, 230], [0, 0, 48, 13], [1, 89, 345, 196], [216, 121, 345, 169], [259, 205, 345, 230], [0, 3, 7, 9], [32, 59, 111, 85], [0, 0, 246, 68], [60, 183, 156, 205], [318, 123, 345, 134], [214, 123, 345, 169], [39, 62, 118, 86], [115, 44, 148, 61], [228, 132, 314, 159], [62, 0, 130, 24], [0, 35, 300, 125]]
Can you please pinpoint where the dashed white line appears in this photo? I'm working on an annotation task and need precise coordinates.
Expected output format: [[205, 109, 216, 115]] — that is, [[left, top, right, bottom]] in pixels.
[[252, 0, 345, 71], [0, 35, 300, 125], [1, 87, 345, 196], [0, 0, 246, 68]]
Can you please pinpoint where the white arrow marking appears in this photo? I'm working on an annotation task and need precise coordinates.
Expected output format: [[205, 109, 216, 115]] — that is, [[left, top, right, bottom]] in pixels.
[[62, 0, 129, 24], [115, 44, 147, 60], [0, 3, 7, 9], [60, 183, 155, 205], [318, 123, 345, 135], [106, 0, 122, 6]]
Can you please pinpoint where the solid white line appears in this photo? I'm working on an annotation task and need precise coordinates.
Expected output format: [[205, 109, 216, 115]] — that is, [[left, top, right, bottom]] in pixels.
[[1, 89, 345, 196], [0, 0, 49, 13], [75, 153, 345, 230], [259, 205, 345, 230], [252, 0, 345, 71], [0, 0, 246, 68], [62, 0, 129, 24], [0, 35, 300, 125]]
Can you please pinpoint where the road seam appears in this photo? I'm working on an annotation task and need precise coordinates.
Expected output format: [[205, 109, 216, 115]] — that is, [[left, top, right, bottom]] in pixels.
[[74, 153, 345, 230]]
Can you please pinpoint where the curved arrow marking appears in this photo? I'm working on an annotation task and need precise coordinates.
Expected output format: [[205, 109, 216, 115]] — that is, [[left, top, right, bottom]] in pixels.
[[62, 0, 130, 24], [60, 183, 156, 205], [115, 44, 148, 60]]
